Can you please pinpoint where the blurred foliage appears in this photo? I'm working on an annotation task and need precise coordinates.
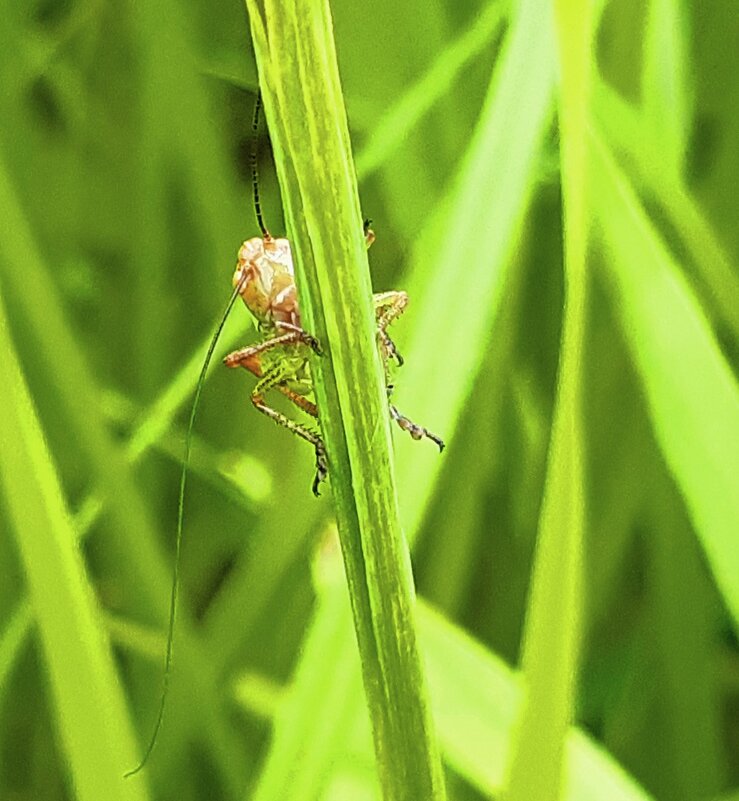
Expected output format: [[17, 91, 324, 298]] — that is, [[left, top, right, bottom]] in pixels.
[[0, 0, 737, 800]]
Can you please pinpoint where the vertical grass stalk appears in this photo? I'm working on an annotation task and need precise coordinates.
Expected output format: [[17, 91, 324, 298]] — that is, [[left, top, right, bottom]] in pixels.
[[503, 0, 591, 798], [242, 1, 447, 799]]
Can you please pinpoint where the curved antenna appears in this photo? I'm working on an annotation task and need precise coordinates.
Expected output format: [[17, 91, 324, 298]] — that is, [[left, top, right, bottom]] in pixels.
[[251, 92, 271, 240], [124, 276, 246, 778]]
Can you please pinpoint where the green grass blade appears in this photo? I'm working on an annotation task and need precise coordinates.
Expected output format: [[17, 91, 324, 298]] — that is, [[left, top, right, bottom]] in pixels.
[[0, 150, 243, 796], [0, 293, 149, 801], [0, 600, 32, 698], [419, 604, 655, 801], [247, 0, 557, 794], [503, 0, 591, 798], [590, 128, 739, 633], [594, 78, 739, 343], [355, 0, 508, 180], [244, 1, 446, 798], [251, 568, 367, 801], [642, 0, 693, 176], [393, 0, 557, 540], [243, 561, 657, 801]]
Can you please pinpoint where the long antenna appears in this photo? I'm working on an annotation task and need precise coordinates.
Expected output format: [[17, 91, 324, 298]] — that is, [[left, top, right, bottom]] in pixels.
[[251, 92, 271, 239], [125, 91, 263, 775], [125, 277, 246, 778]]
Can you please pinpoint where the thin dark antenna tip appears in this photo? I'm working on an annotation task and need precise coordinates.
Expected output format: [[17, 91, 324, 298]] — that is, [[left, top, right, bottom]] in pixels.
[[251, 92, 271, 240]]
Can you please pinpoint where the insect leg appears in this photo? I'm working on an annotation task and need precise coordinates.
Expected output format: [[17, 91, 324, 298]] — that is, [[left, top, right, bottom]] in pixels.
[[224, 328, 321, 369], [251, 365, 328, 495], [378, 330, 403, 368], [273, 321, 323, 355], [363, 218, 375, 248], [233, 350, 319, 418], [388, 401, 445, 452], [374, 290, 409, 329], [373, 290, 409, 367]]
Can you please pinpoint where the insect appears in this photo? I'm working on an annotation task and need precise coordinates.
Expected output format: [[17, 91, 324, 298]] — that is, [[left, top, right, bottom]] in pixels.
[[223, 216, 444, 495], [125, 93, 442, 778]]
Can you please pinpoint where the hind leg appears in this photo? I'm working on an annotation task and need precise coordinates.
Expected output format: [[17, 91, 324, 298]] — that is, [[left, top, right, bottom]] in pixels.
[[389, 402, 444, 452]]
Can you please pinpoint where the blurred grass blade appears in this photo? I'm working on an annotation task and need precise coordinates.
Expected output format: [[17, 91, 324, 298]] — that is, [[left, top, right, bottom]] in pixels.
[[0, 293, 149, 801], [251, 560, 367, 801], [594, 78, 739, 342], [355, 0, 507, 180], [419, 604, 655, 801], [0, 601, 32, 698], [394, 0, 557, 540], [503, 0, 591, 798], [245, 1, 446, 798], [0, 152, 243, 796], [126, 311, 250, 461], [642, 0, 693, 176], [590, 128, 739, 633], [250, 561, 657, 801]]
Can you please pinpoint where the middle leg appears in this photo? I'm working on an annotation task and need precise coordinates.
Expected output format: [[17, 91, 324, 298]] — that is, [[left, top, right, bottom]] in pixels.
[[249, 364, 328, 495]]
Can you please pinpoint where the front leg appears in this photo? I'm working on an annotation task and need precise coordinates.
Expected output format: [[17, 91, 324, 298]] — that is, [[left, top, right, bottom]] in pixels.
[[224, 326, 321, 369]]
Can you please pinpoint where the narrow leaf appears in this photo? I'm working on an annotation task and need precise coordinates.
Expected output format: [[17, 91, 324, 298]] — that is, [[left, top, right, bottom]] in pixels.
[[504, 0, 591, 797], [244, 1, 446, 798], [590, 129, 739, 633], [0, 292, 149, 801]]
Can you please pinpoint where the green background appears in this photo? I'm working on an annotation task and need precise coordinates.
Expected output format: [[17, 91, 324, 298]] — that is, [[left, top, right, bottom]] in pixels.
[[0, 0, 737, 800]]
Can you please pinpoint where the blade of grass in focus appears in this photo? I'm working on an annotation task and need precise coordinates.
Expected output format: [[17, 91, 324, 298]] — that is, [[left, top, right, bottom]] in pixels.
[[244, 1, 447, 798]]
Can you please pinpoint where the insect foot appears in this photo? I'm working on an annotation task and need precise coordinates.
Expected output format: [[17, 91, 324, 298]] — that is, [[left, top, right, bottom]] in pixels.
[[389, 404, 445, 452], [312, 439, 329, 496], [363, 218, 376, 248]]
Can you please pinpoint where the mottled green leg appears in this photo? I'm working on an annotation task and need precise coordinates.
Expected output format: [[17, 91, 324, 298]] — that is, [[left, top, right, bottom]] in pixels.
[[251, 365, 328, 496]]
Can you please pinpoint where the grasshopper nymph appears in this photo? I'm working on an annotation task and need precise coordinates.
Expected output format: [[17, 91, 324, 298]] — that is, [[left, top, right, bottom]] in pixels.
[[221, 97, 442, 495], [223, 217, 444, 495]]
